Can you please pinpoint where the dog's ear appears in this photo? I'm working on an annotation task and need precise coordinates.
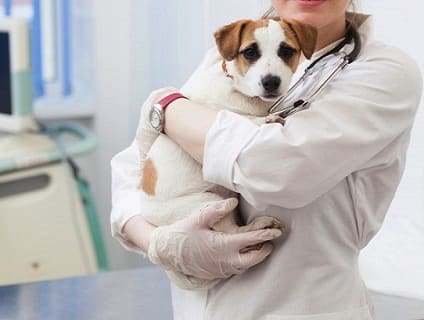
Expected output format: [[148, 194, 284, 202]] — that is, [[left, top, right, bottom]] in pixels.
[[214, 19, 250, 61], [283, 19, 317, 59]]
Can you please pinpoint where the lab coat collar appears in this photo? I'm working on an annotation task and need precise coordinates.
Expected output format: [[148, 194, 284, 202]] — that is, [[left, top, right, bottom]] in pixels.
[[289, 13, 372, 94], [310, 13, 373, 61]]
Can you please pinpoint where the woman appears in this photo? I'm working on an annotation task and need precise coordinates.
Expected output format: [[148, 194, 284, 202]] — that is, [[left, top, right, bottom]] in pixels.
[[111, 0, 422, 319]]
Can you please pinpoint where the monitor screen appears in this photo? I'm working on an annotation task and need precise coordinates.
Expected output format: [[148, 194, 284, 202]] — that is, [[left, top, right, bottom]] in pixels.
[[0, 31, 12, 115]]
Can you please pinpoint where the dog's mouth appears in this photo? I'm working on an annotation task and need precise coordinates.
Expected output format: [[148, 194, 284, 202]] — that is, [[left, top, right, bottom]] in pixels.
[[259, 93, 282, 102]]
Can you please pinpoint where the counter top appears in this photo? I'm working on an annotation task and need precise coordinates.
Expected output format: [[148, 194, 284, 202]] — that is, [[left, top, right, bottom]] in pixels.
[[0, 266, 423, 319], [0, 267, 172, 320]]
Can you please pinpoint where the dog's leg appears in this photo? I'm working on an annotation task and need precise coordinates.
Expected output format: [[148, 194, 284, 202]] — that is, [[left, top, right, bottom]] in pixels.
[[238, 216, 283, 232], [237, 217, 283, 253], [213, 211, 283, 254], [249, 115, 285, 126], [264, 114, 285, 125]]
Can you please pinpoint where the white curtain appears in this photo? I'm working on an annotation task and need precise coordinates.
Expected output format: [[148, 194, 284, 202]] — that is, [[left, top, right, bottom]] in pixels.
[[129, 0, 269, 133]]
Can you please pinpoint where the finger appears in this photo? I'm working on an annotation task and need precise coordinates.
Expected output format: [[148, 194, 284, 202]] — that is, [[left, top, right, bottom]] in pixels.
[[136, 126, 161, 160], [141, 87, 179, 118], [230, 242, 274, 272], [239, 242, 274, 268], [200, 198, 239, 228], [148, 87, 179, 106], [228, 228, 283, 250], [239, 241, 269, 254], [136, 87, 179, 155], [208, 185, 238, 199]]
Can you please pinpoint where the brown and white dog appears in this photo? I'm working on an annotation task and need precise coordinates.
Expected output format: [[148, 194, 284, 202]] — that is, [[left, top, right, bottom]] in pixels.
[[137, 18, 317, 290]]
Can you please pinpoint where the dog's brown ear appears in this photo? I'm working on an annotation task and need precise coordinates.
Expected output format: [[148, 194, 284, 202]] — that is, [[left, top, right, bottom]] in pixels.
[[214, 19, 250, 61], [283, 19, 317, 59]]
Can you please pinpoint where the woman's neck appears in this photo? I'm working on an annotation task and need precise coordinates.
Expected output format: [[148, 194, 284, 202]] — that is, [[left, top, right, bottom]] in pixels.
[[315, 17, 347, 51]]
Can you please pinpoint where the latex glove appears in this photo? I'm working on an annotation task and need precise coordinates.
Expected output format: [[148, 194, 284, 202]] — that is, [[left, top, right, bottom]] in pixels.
[[135, 87, 178, 160], [148, 198, 283, 280]]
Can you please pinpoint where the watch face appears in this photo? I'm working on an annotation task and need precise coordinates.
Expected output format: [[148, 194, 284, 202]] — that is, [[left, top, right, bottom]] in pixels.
[[151, 111, 160, 127], [149, 105, 163, 131]]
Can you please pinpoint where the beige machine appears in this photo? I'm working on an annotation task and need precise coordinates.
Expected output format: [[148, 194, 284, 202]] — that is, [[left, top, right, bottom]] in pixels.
[[0, 128, 107, 285], [0, 17, 107, 285]]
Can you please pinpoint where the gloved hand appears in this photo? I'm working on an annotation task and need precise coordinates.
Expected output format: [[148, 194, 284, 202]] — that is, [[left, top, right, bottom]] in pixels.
[[148, 198, 283, 280], [135, 87, 178, 160]]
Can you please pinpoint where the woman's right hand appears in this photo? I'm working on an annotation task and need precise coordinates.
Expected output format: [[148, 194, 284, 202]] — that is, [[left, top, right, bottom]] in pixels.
[[147, 197, 283, 280]]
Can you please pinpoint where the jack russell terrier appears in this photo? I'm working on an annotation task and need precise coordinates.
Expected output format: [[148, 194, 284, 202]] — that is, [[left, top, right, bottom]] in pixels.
[[137, 18, 317, 289]]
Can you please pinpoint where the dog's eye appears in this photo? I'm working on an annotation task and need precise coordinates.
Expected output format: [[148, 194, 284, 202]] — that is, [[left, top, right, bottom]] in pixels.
[[241, 45, 260, 61], [278, 43, 297, 60]]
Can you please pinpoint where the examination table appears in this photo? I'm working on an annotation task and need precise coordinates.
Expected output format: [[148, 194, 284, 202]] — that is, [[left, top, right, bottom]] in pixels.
[[0, 266, 423, 319]]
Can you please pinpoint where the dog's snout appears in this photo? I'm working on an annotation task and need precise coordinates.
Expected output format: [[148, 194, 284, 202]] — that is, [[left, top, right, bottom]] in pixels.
[[261, 75, 281, 92]]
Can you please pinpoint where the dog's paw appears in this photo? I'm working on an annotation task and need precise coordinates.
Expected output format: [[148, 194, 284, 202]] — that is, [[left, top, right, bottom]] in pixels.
[[239, 216, 283, 233], [239, 242, 267, 254], [264, 115, 285, 126], [237, 217, 283, 254]]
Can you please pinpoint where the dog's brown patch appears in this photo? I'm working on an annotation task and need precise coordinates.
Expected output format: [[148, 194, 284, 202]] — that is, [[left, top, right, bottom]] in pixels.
[[281, 20, 317, 59], [286, 55, 301, 73], [275, 24, 302, 72], [140, 158, 157, 196], [234, 20, 268, 76], [214, 19, 268, 76], [214, 19, 251, 62]]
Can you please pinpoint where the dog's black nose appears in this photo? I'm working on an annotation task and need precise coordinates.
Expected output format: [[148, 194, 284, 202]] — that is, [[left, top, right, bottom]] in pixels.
[[261, 75, 281, 92]]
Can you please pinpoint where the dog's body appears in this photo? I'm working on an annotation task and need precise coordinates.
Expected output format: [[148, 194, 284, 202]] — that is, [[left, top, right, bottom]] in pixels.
[[141, 49, 271, 226], [138, 19, 317, 290]]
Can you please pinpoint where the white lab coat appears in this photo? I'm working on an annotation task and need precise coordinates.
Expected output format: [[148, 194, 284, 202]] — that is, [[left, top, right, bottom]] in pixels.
[[110, 16, 422, 320]]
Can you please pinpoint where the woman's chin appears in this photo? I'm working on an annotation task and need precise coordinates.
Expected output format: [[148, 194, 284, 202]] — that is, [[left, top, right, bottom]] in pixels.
[[288, 12, 322, 28]]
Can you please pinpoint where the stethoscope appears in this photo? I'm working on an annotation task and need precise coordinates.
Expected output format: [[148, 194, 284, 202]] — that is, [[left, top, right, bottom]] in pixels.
[[268, 23, 362, 117]]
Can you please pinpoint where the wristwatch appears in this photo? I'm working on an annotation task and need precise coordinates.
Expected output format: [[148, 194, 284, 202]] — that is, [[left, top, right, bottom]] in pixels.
[[149, 93, 188, 132]]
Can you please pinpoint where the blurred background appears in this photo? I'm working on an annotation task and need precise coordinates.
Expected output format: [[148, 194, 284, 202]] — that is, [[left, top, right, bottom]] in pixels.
[[0, 0, 423, 301]]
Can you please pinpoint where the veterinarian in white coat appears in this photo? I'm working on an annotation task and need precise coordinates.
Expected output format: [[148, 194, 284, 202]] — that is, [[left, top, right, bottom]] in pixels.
[[111, 0, 422, 319]]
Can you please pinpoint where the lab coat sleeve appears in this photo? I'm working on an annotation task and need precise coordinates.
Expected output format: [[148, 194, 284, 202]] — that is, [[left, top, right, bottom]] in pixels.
[[110, 140, 145, 254], [203, 47, 423, 209]]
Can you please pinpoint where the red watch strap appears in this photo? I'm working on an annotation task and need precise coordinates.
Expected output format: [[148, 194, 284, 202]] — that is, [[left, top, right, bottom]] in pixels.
[[157, 93, 188, 111]]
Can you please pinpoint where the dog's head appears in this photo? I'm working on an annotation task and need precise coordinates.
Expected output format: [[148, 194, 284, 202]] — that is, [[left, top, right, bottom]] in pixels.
[[214, 18, 317, 101]]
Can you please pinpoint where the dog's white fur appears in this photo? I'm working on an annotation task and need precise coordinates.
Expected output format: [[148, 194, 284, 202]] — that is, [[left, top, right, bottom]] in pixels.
[[138, 19, 314, 290]]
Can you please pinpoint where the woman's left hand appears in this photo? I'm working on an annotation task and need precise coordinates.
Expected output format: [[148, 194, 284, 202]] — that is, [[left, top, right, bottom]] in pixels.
[[135, 87, 178, 160], [148, 198, 282, 280]]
